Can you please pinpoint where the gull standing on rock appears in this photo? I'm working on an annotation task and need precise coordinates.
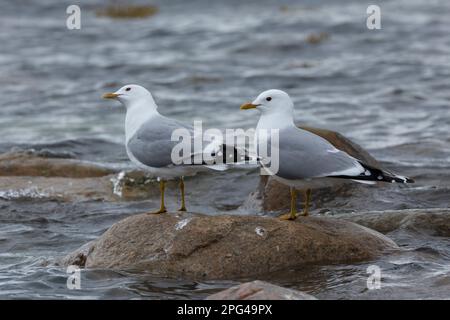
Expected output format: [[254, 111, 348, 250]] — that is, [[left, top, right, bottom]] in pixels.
[[240, 89, 414, 220], [103, 84, 241, 213]]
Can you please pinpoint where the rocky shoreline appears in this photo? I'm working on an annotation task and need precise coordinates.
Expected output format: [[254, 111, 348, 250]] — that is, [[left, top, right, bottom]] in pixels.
[[0, 128, 448, 299]]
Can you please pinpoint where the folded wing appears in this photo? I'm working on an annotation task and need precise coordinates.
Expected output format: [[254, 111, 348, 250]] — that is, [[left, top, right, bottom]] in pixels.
[[266, 127, 413, 183], [127, 115, 252, 169]]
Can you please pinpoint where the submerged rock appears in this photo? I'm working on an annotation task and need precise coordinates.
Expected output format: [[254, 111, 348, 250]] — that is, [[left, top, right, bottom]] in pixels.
[[0, 152, 115, 178], [96, 5, 158, 19], [63, 213, 397, 280], [306, 32, 330, 45], [60, 241, 95, 267], [342, 208, 450, 237], [206, 280, 317, 300], [243, 126, 381, 212], [0, 170, 197, 203], [0, 151, 205, 202]]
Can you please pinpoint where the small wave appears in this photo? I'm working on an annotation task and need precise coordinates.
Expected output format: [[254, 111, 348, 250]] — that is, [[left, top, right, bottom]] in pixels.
[[0, 188, 55, 201], [0, 138, 129, 168], [110, 171, 126, 197]]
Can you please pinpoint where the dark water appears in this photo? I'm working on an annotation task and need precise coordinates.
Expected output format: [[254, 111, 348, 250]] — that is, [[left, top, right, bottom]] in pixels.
[[0, 0, 449, 299]]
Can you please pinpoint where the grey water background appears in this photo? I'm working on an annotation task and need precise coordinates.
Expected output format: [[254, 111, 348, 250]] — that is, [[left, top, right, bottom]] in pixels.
[[0, 0, 449, 299]]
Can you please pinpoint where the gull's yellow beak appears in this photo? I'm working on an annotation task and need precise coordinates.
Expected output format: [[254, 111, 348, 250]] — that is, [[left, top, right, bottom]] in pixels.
[[240, 103, 259, 110], [102, 92, 119, 99]]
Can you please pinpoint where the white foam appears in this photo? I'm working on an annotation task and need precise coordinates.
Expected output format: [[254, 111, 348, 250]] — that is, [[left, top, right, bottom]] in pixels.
[[175, 217, 192, 230]]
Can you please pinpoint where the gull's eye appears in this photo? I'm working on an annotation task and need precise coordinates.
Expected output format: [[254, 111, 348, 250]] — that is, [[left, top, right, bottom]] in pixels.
[[266, 97, 272, 101], [125, 87, 131, 91]]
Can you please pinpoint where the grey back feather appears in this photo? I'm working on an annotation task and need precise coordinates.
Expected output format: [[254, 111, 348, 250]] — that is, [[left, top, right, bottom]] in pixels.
[[127, 115, 193, 168], [263, 126, 361, 179]]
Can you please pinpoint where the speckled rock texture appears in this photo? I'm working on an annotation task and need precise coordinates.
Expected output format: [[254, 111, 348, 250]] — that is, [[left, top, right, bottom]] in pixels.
[[63, 212, 398, 280]]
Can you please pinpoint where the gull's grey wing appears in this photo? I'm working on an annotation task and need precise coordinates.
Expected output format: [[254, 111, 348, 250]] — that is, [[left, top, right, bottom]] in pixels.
[[127, 115, 249, 169], [127, 115, 193, 168], [264, 126, 413, 183], [264, 126, 364, 179]]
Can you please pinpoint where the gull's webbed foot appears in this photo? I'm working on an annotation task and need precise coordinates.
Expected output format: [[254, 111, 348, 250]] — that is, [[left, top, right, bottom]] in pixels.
[[147, 207, 167, 215], [278, 212, 298, 221], [299, 210, 309, 217]]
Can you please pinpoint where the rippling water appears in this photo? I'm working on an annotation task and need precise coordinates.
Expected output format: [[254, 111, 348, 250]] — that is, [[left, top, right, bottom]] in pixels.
[[0, 0, 449, 299]]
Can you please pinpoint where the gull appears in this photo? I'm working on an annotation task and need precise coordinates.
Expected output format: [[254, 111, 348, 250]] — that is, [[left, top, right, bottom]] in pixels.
[[240, 89, 414, 220], [103, 84, 242, 213]]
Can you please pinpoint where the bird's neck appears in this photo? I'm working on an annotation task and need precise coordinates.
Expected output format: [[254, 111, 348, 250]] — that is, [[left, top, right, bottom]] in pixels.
[[256, 110, 295, 131], [125, 101, 158, 142]]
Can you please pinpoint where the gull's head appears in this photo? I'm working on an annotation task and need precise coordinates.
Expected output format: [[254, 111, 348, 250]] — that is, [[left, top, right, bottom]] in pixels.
[[102, 84, 154, 108], [240, 89, 293, 115]]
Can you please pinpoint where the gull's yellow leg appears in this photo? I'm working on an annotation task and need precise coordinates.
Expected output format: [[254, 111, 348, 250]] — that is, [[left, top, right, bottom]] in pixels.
[[148, 180, 167, 214], [300, 189, 311, 216], [178, 177, 187, 212], [279, 187, 298, 221]]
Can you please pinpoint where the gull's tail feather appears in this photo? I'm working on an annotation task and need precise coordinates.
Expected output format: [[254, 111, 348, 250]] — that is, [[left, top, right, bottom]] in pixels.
[[331, 162, 414, 184]]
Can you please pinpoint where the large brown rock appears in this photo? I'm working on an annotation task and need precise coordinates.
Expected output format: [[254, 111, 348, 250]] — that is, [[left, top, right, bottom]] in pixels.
[[243, 126, 381, 212], [63, 212, 397, 280], [206, 280, 317, 300]]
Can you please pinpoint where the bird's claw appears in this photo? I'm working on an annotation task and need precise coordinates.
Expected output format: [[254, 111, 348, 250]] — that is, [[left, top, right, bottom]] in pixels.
[[278, 212, 298, 221], [299, 210, 309, 217], [147, 208, 167, 215]]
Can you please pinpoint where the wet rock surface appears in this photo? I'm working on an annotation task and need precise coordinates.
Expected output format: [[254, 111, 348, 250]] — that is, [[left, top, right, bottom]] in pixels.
[[342, 208, 450, 237], [0, 152, 116, 178], [63, 212, 397, 280], [0, 152, 165, 201], [206, 280, 317, 300]]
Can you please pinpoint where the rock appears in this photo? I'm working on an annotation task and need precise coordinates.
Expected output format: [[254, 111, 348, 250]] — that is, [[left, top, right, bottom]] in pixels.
[[0, 152, 115, 178], [109, 170, 172, 200], [342, 208, 450, 237], [306, 32, 330, 45], [0, 173, 169, 202], [65, 213, 398, 279], [0, 151, 169, 201], [0, 166, 233, 203], [0, 151, 194, 202], [206, 280, 317, 300], [60, 241, 96, 267], [244, 126, 381, 212], [96, 5, 158, 19]]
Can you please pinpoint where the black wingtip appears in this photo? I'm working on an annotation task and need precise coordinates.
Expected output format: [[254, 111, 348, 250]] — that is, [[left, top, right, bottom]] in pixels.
[[405, 177, 415, 184], [331, 161, 415, 184], [391, 174, 414, 184]]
